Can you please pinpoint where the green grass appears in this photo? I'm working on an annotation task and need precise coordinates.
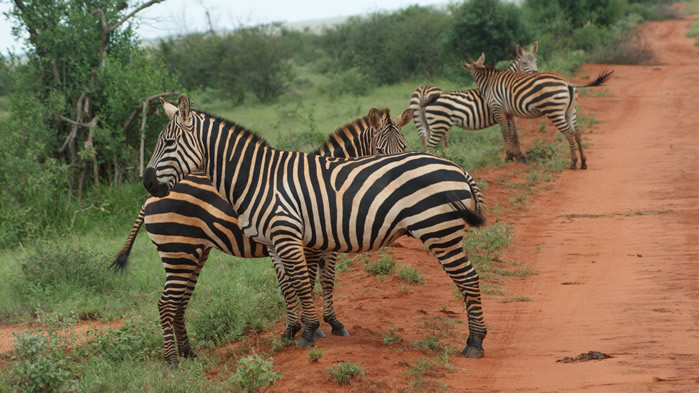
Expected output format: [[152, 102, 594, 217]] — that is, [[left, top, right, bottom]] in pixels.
[[398, 267, 425, 284], [327, 361, 366, 385]]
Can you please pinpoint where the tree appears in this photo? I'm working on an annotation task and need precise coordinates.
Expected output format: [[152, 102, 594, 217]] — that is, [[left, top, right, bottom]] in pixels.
[[447, 0, 532, 65]]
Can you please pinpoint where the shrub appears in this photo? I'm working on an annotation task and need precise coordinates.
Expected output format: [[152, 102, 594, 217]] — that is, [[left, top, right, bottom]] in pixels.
[[230, 354, 282, 393], [398, 267, 425, 284], [364, 252, 396, 276], [447, 0, 532, 65], [308, 348, 324, 362], [327, 361, 366, 385]]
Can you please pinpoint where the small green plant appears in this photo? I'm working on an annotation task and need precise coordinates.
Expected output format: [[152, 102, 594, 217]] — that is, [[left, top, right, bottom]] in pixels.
[[464, 221, 513, 266], [327, 361, 366, 385], [422, 316, 457, 338], [308, 347, 324, 362], [398, 267, 424, 284], [381, 327, 402, 345], [498, 296, 532, 303], [364, 252, 396, 276], [413, 336, 448, 353], [230, 354, 282, 393]]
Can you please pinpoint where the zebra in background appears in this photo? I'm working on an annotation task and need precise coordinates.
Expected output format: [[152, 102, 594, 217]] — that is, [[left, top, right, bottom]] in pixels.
[[143, 95, 489, 357], [462, 53, 613, 169], [113, 106, 411, 365], [410, 42, 538, 160]]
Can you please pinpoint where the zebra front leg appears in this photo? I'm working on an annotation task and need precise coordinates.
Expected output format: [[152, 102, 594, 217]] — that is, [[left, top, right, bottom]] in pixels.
[[173, 248, 210, 360], [318, 252, 349, 336], [273, 241, 320, 347], [271, 249, 302, 340]]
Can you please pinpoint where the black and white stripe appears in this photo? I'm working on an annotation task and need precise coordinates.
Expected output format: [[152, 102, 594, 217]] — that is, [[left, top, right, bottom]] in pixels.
[[462, 53, 613, 168], [411, 42, 538, 156], [143, 95, 489, 358], [113, 107, 410, 364]]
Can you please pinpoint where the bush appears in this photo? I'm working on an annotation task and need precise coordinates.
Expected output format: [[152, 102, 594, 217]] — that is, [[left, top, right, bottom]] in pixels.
[[230, 354, 282, 393], [447, 0, 532, 65], [398, 267, 425, 284], [364, 252, 396, 276]]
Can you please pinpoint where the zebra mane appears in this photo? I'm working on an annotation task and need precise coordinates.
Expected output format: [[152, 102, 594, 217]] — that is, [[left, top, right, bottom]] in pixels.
[[194, 109, 271, 149], [311, 108, 389, 155]]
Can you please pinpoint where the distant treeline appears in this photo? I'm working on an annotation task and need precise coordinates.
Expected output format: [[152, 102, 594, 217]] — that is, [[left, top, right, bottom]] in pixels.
[[0, 0, 678, 247]]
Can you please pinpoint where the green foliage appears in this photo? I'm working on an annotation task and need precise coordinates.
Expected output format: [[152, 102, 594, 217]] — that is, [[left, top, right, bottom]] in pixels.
[[464, 222, 514, 265], [447, 0, 531, 65], [381, 327, 403, 345], [155, 25, 293, 103], [320, 6, 450, 84], [229, 354, 282, 393], [86, 319, 161, 362], [398, 267, 425, 284], [189, 259, 285, 345], [524, 0, 628, 29], [308, 347, 324, 362], [525, 139, 569, 172], [327, 361, 366, 385], [413, 336, 449, 353], [364, 251, 397, 276]]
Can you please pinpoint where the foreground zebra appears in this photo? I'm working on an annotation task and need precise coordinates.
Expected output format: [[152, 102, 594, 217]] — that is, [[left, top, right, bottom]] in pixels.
[[114, 106, 411, 365], [143, 95, 489, 357], [462, 53, 613, 169], [411, 42, 538, 157]]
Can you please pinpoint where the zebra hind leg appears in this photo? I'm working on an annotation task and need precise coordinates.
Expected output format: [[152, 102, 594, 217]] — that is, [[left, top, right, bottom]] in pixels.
[[550, 113, 579, 169], [508, 116, 528, 163], [318, 252, 349, 336], [173, 248, 210, 360], [420, 233, 487, 358], [304, 252, 327, 338]]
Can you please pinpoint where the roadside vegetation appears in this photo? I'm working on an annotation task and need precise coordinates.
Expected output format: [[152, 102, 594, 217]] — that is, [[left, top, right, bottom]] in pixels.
[[0, 0, 686, 391]]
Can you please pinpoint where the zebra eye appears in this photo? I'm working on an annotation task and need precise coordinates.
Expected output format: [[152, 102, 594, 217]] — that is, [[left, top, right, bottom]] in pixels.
[[164, 138, 176, 147]]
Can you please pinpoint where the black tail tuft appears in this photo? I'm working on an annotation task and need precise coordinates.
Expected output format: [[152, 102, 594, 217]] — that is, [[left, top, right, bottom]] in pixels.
[[450, 200, 486, 228], [109, 251, 130, 272], [587, 69, 614, 87]]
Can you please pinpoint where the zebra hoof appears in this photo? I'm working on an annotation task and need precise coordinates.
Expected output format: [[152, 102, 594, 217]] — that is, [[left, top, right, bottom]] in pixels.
[[180, 349, 198, 359], [461, 345, 485, 358], [329, 320, 349, 336], [297, 337, 315, 348], [165, 357, 180, 368], [519, 155, 528, 163], [581, 163, 588, 170], [313, 329, 327, 339], [461, 336, 485, 358]]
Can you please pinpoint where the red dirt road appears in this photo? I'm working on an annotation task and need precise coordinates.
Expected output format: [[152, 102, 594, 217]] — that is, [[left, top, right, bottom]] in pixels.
[[263, 14, 699, 393]]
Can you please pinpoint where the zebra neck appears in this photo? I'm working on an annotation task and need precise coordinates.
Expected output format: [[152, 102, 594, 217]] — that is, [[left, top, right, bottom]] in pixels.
[[197, 114, 272, 214]]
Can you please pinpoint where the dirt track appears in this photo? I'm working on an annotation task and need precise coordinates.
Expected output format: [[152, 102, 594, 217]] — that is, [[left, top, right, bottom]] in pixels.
[[263, 14, 699, 393]]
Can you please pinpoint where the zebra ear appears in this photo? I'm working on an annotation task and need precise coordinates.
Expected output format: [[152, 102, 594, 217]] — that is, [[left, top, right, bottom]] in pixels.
[[395, 108, 413, 128], [531, 41, 538, 54], [516, 44, 523, 57], [461, 60, 472, 71], [178, 95, 192, 127], [476, 52, 485, 66], [161, 98, 177, 120], [368, 107, 383, 129]]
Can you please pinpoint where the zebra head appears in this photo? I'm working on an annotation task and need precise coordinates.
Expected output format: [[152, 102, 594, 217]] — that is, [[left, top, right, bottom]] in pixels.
[[143, 95, 203, 198], [368, 107, 411, 154], [514, 41, 538, 73], [461, 53, 496, 88]]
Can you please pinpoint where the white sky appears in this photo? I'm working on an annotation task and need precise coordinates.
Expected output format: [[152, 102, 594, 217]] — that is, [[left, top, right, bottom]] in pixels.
[[0, 0, 449, 56]]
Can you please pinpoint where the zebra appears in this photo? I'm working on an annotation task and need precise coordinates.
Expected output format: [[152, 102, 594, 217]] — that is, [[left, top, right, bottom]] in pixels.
[[462, 53, 613, 169], [113, 106, 411, 365], [411, 42, 539, 159], [143, 95, 489, 358]]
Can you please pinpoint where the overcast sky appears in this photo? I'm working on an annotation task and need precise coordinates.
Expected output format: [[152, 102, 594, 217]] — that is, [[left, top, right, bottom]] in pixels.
[[0, 0, 448, 55]]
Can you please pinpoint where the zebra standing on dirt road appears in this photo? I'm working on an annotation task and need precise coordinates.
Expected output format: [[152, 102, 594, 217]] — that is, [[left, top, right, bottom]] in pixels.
[[411, 42, 538, 156], [113, 106, 411, 365], [142, 95, 489, 358], [462, 53, 613, 169]]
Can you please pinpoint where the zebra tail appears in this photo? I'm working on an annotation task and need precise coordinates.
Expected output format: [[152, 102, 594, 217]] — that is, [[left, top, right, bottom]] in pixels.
[[417, 93, 441, 144], [572, 69, 614, 88], [464, 170, 488, 220], [109, 203, 146, 272], [450, 199, 486, 228]]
